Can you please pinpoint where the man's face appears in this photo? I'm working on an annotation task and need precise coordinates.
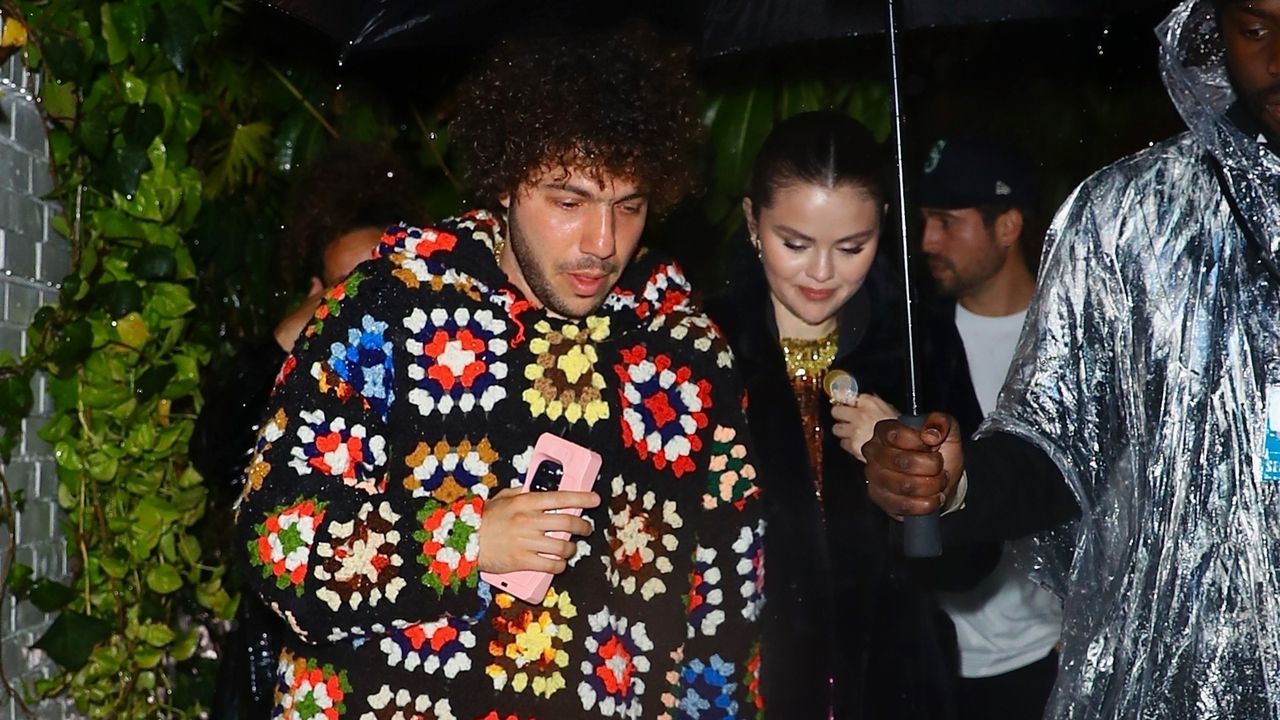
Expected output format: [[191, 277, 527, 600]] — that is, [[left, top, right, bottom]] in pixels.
[[919, 208, 1008, 298], [1222, 0, 1280, 139], [500, 168, 648, 318]]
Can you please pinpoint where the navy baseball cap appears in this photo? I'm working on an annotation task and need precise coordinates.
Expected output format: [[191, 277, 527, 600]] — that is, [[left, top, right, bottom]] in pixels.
[[916, 137, 1037, 210]]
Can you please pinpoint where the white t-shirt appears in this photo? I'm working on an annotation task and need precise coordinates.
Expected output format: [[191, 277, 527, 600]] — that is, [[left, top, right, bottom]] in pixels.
[[940, 304, 1064, 678]]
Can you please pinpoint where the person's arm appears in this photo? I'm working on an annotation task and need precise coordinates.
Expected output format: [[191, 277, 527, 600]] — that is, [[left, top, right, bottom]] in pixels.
[[189, 336, 287, 495], [941, 432, 1080, 546], [659, 305, 767, 720], [234, 263, 491, 645]]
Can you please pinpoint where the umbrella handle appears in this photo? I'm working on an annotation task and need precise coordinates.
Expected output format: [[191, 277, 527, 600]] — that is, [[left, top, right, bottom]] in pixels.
[[899, 414, 942, 558]]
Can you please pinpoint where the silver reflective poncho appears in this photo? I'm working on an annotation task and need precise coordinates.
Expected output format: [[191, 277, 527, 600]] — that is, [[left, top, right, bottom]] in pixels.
[[980, 1, 1280, 717]]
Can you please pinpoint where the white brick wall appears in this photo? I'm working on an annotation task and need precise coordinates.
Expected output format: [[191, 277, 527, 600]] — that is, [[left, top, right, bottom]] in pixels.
[[0, 48, 71, 720]]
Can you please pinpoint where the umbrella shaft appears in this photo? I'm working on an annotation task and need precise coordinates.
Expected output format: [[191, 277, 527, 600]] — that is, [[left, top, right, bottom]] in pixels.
[[886, 0, 920, 416]]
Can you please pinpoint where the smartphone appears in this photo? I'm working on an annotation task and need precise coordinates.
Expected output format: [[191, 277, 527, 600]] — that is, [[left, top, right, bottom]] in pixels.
[[479, 433, 602, 604]]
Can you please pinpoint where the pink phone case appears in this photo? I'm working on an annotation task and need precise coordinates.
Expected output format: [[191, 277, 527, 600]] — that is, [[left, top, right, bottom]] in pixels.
[[479, 433, 602, 604]]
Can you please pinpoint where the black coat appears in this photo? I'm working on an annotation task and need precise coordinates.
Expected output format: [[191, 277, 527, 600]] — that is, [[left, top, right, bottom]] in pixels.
[[706, 245, 996, 720]]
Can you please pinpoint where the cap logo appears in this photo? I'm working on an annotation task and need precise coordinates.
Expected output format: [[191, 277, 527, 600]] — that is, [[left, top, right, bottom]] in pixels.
[[995, 180, 1012, 196], [923, 140, 946, 174]]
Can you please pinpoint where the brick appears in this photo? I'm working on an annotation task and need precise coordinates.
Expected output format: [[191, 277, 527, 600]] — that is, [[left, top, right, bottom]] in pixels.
[[17, 501, 51, 547], [10, 100, 46, 158], [36, 237, 69, 283], [3, 458, 36, 497], [4, 54, 22, 87], [0, 190, 45, 239], [35, 459, 56, 497], [30, 156, 51, 197], [0, 144, 27, 193], [5, 281, 39, 324], [14, 600, 46, 636], [20, 417, 50, 457], [2, 231, 36, 277], [0, 322, 24, 357]]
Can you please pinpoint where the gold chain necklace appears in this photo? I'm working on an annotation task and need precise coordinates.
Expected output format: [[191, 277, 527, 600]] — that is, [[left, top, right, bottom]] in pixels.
[[779, 328, 839, 379]]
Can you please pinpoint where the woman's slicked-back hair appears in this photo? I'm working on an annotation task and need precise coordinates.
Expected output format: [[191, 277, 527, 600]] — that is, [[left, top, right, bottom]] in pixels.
[[746, 111, 887, 214]]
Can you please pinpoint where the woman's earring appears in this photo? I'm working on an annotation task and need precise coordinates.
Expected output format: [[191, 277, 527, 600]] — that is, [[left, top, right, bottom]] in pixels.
[[750, 234, 762, 259]]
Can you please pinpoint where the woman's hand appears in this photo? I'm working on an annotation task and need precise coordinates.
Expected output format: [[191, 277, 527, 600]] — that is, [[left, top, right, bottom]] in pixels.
[[831, 393, 899, 463]]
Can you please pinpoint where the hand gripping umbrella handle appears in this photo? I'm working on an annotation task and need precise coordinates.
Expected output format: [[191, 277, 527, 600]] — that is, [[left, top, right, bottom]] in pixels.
[[899, 414, 942, 558]]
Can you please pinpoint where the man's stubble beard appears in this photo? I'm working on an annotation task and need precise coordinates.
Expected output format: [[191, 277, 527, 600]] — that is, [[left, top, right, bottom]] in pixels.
[[507, 207, 618, 319]]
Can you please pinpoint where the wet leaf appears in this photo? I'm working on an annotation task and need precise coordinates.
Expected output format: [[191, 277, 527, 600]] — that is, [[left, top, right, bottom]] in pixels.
[[33, 612, 113, 671], [145, 565, 182, 594]]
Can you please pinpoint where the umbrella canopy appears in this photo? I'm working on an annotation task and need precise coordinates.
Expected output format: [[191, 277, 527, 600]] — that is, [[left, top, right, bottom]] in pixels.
[[262, 0, 1165, 57]]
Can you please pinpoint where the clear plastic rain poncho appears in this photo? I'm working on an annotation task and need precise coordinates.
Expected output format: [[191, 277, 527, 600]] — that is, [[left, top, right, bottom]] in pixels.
[[980, 0, 1280, 717]]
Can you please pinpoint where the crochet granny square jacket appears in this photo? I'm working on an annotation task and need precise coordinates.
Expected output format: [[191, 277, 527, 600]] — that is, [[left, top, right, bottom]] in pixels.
[[236, 210, 766, 719]]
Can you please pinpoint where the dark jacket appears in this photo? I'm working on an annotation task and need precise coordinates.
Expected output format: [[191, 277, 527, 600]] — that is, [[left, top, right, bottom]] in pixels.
[[191, 335, 289, 720], [707, 244, 996, 720]]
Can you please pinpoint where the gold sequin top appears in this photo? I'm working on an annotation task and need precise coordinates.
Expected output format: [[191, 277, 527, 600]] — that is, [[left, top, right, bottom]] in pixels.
[[779, 329, 839, 497]]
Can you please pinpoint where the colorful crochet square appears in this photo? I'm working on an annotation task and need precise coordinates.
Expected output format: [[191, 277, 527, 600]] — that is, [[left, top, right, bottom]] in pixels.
[[378, 616, 477, 679], [745, 642, 764, 717], [485, 589, 577, 698], [601, 476, 682, 600], [703, 425, 759, 511], [615, 345, 711, 477], [404, 306, 510, 416], [275, 652, 351, 720], [577, 605, 655, 718], [414, 496, 483, 593], [522, 317, 611, 426], [732, 521, 766, 622], [304, 271, 366, 342], [313, 501, 405, 612], [685, 545, 725, 638], [275, 353, 298, 387], [289, 408, 388, 494], [322, 313, 396, 420], [245, 407, 288, 495], [633, 264, 693, 320], [666, 655, 739, 719], [363, 684, 456, 719], [249, 498, 327, 595], [648, 311, 732, 369], [403, 437, 500, 502], [382, 224, 459, 259]]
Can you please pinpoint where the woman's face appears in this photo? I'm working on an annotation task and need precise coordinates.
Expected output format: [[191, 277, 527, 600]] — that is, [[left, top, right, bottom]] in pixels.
[[745, 183, 881, 340]]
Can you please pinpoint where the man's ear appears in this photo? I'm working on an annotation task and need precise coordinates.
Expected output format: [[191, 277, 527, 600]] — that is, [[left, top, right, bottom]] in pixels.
[[996, 208, 1024, 249]]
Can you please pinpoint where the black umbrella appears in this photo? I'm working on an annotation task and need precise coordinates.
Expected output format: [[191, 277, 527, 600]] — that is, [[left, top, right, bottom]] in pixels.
[[264, 0, 1159, 57]]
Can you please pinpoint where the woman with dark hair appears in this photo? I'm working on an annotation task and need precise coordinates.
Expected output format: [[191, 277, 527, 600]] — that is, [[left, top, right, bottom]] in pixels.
[[707, 110, 989, 719]]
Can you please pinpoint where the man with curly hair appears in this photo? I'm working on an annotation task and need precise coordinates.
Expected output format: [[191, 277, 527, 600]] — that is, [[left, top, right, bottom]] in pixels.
[[236, 25, 767, 719]]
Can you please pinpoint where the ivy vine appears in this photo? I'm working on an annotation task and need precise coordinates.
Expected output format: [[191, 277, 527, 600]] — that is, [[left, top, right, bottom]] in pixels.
[[0, 0, 455, 715]]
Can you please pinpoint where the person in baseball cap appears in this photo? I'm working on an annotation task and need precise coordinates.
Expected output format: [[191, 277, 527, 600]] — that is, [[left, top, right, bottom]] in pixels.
[[917, 137, 1040, 299], [916, 135, 1062, 720]]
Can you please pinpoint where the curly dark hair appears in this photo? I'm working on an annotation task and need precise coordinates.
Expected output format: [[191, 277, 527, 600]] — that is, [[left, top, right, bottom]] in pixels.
[[279, 142, 424, 290], [452, 24, 703, 213]]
